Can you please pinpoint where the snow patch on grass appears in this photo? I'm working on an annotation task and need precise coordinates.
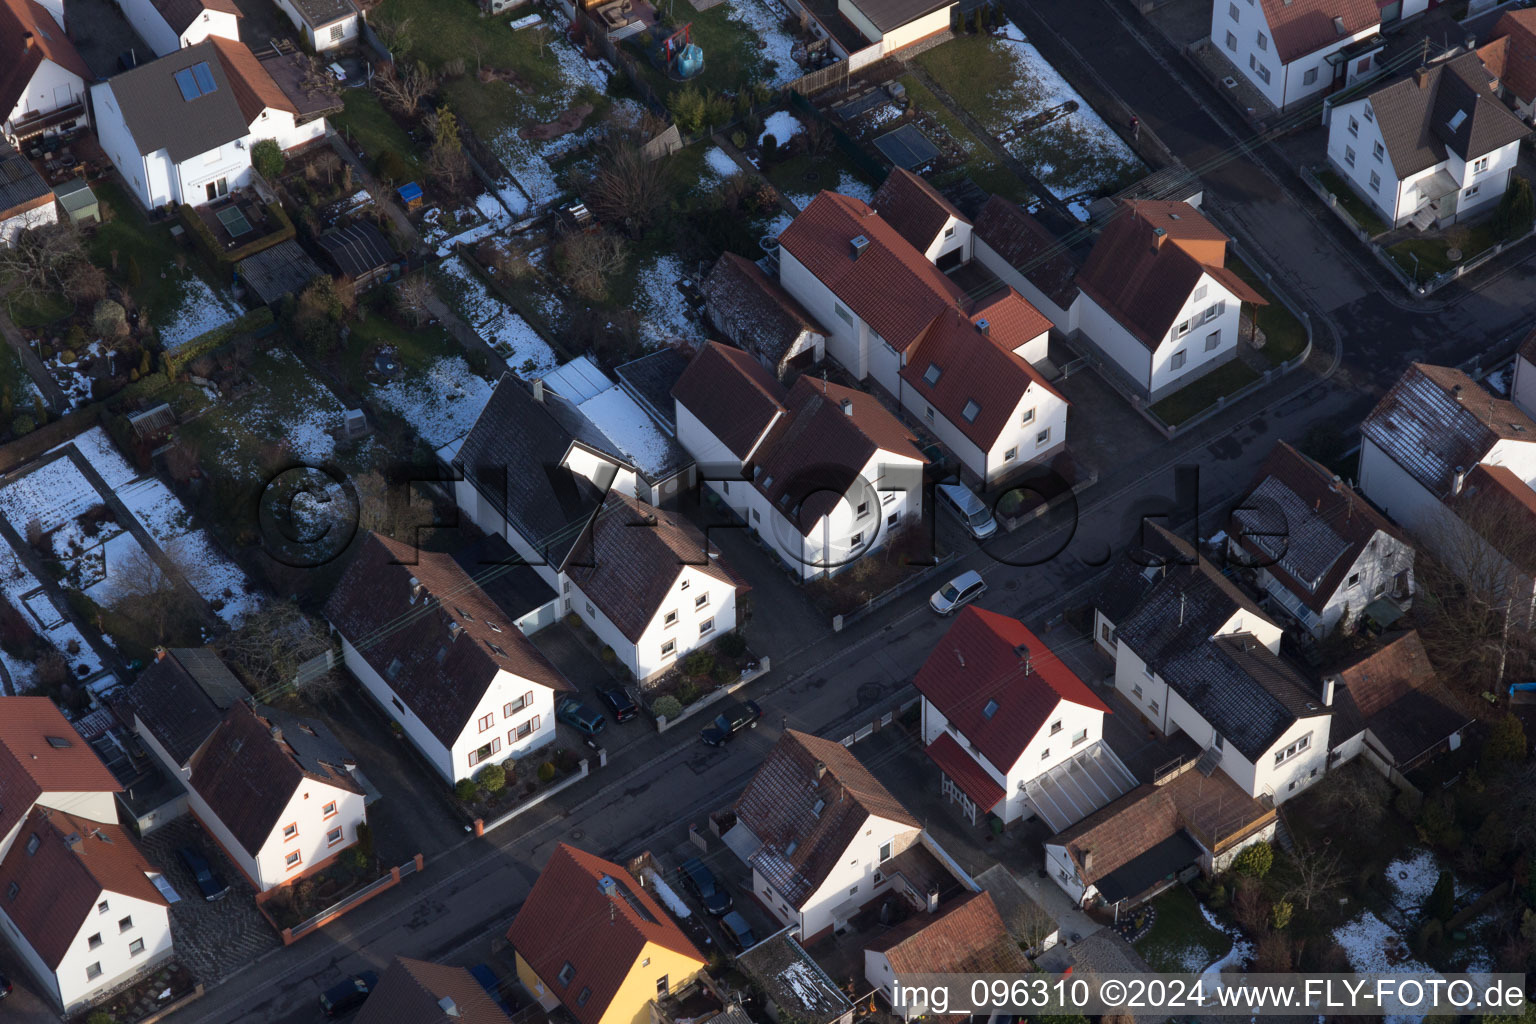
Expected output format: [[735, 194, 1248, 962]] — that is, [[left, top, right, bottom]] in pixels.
[[634, 254, 701, 349], [158, 276, 243, 352], [705, 146, 742, 180], [726, 0, 802, 88], [437, 255, 558, 378], [760, 110, 803, 146], [374, 355, 493, 449]]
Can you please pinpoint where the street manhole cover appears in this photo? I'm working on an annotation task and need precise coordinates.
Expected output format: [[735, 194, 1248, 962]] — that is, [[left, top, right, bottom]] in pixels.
[[569, 828, 585, 841], [1447, 247, 1463, 261], [1005, 579, 1020, 591]]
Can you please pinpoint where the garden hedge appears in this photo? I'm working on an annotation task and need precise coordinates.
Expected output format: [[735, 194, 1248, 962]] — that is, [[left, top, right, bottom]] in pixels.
[[176, 200, 296, 265]]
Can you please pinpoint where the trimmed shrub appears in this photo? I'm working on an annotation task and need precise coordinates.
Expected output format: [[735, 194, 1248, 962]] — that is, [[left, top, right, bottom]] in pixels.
[[476, 762, 507, 794], [537, 761, 557, 784], [454, 778, 478, 801], [1230, 842, 1274, 879], [251, 138, 284, 180], [11, 415, 35, 437], [652, 695, 683, 720], [718, 632, 747, 658], [682, 651, 715, 677]]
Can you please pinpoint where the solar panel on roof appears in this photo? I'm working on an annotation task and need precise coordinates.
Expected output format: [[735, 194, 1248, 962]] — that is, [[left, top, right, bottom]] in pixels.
[[191, 62, 216, 95], [174, 68, 200, 101]]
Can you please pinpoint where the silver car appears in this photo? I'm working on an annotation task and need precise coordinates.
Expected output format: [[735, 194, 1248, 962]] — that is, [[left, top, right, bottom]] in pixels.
[[930, 569, 986, 614]]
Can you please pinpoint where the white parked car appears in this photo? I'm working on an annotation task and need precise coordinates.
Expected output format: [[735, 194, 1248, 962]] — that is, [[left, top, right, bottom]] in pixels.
[[937, 482, 997, 540], [930, 569, 986, 615]]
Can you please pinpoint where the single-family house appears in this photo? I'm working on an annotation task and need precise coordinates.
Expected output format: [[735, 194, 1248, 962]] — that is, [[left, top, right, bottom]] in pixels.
[[1325, 53, 1530, 231], [326, 532, 576, 784], [1512, 326, 1536, 420], [563, 490, 745, 681], [701, 252, 826, 378], [1211, 0, 1383, 112], [725, 729, 921, 941], [116, 0, 240, 57], [1044, 764, 1276, 913], [0, 138, 53, 244], [209, 36, 329, 154], [972, 194, 1083, 331], [916, 606, 1134, 829], [1229, 440, 1414, 638], [835, 0, 952, 55], [357, 956, 515, 1024], [91, 41, 255, 209], [1326, 630, 1473, 784], [1479, 8, 1536, 122], [0, 0, 90, 147], [508, 843, 707, 1024], [776, 174, 1068, 484], [272, 0, 361, 51], [0, 698, 174, 1012], [1095, 525, 1334, 804], [865, 890, 1031, 1018], [1073, 199, 1268, 403], [672, 342, 928, 580]]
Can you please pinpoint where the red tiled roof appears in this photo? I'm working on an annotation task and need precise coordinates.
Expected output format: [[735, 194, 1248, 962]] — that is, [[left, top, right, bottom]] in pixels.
[[0, 698, 120, 846], [735, 730, 918, 908], [923, 733, 1004, 814], [0, 807, 166, 968], [1260, 0, 1379, 65], [1076, 201, 1266, 351], [506, 844, 704, 1024], [1487, 10, 1536, 104], [870, 168, 968, 255], [777, 190, 965, 352], [752, 377, 927, 533], [901, 298, 1062, 451], [671, 341, 786, 461], [1456, 462, 1536, 572], [0, 0, 88, 118], [1334, 630, 1437, 719], [972, 196, 1081, 311], [324, 534, 574, 747], [915, 607, 1108, 773], [870, 890, 1030, 974], [209, 35, 297, 123]]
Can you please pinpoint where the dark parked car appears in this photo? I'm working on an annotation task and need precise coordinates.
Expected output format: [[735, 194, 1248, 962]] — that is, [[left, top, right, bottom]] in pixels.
[[677, 857, 732, 915], [557, 696, 607, 737], [319, 971, 379, 1018], [700, 700, 762, 746], [597, 687, 639, 723], [718, 910, 757, 952], [175, 846, 229, 901], [0, 970, 11, 997]]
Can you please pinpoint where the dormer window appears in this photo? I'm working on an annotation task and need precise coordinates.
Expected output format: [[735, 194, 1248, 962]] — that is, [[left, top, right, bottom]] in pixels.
[[982, 699, 999, 719], [961, 400, 980, 422], [923, 363, 942, 386]]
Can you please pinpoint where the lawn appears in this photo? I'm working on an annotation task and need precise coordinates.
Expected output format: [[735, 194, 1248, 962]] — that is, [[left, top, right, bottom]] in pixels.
[[764, 146, 880, 206], [1229, 258, 1307, 366], [1148, 359, 1261, 428], [1313, 166, 1389, 237], [1386, 220, 1506, 281], [88, 181, 219, 332], [331, 89, 423, 177], [916, 34, 1027, 134], [624, 2, 776, 100], [894, 74, 1031, 205], [5, 290, 72, 329], [374, 0, 564, 88], [343, 300, 468, 387], [1133, 885, 1233, 973]]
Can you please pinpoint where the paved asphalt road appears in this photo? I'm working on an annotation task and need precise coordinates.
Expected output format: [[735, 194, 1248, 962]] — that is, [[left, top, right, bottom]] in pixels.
[[148, 5, 1536, 1023]]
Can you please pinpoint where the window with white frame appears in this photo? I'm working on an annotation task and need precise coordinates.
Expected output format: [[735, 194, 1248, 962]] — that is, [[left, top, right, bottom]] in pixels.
[[1020, 406, 1035, 424], [1474, 156, 1489, 173], [1175, 319, 1191, 338], [1256, 63, 1271, 84], [1035, 428, 1050, 446], [1363, 104, 1374, 122], [1004, 447, 1018, 461], [1369, 171, 1381, 192], [695, 593, 709, 610], [664, 609, 678, 627], [1228, 1, 1238, 19], [699, 618, 715, 636], [1344, 145, 1356, 167], [1072, 728, 1088, 745], [1274, 733, 1311, 765], [1255, 31, 1267, 50], [1373, 141, 1384, 161], [1348, 116, 1359, 137], [512, 715, 541, 741], [1464, 184, 1480, 199], [661, 639, 676, 657], [1303, 67, 1317, 86]]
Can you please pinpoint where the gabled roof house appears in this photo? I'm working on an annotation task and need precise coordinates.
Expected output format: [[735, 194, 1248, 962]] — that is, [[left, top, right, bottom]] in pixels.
[[115, 0, 240, 58], [326, 532, 576, 783], [865, 890, 1031, 1018], [725, 729, 921, 941], [1230, 440, 1414, 638], [701, 252, 826, 379], [673, 341, 928, 580], [1211, 0, 1383, 112], [357, 956, 515, 1024], [1479, 8, 1536, 121], [508, 844, 706, 1024], [0, 0, 90, 147]]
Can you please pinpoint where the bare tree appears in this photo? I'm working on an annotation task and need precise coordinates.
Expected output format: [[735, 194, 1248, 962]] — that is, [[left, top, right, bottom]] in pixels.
[[556, 231, 628, 303], [370, 14, 414, 54], [585, 132, 674, 238], [1278, 836, 1345, 912], [373, 59, 434, 116], [425, 108, 469, 191], [393, 273, 435, 326], [0, 220, 86, 297], [313, 150, 343, 186], [214, 601, 333, 699], [108, 538, 200, 645]]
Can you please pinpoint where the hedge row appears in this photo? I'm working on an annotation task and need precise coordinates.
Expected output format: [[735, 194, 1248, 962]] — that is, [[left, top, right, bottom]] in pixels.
[[163, 306, 275, 377], [176, 200, 296, 265]]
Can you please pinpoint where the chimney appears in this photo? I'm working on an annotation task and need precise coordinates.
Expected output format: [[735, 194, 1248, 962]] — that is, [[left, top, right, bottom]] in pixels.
[[597, 874, 618, 897], [1321, 676, 1336, 707], [532, 378, 544, 403], [1452, 465, 1467, 496], [409, 576, 424, 603], [154, 646, 168, 662], [926, 885, 940, 913], [1081, 849, 1094, 874], [1151, 226, 1167, 251], [813, 760, 827, 782], [839, 397, 853, 416], [1415, 66, 1430, 89], [976, 318, 990, 336], [439, 996, 461, 1018], [850, 235, 870, 259], [23, 31, 33, 49], [1015, 644, 1031, 674], [65, 833, 83, 853], [449, 621, 465, 642], [269, 725, 283, 743]]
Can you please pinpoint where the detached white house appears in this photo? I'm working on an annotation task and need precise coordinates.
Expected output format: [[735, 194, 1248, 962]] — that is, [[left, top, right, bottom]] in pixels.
[[0, 0, 91, 148], [1074, 199, 1269, 403], [326, 532, 576, 784], [726, 729, 922, 942], [1229, 440, 1414, 638], [1212, 0, 1383, 111], [209, 36, 331, 154], [0, 699, 174, 1013], [673, 341, 928, 580], [777, 172, 1068, 482], [1095, 525, 1334, 805], [835, 0, 952, 55], [916, 606, 1133, 829], [1325, 52, 1530, 230], [273, 0, 361, 51], [116, 0, 240, 57]]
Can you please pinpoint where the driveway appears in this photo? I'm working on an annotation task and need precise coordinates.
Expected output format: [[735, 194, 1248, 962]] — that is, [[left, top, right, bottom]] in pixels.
[[63, 0, 150, 78], [135, 817, 280, 986], [530, 623, 653, 759], [0, 940, 57, 1022]]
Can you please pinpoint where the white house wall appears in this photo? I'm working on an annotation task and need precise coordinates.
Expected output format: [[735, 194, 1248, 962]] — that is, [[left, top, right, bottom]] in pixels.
[[973, 239, 1078, 332], [1358, 436, 1442, 535], [569, 564, 738, 681], [1213, 0, 1378, 110], [173, 140, 253, 208], [250, 108, 328, 154], [919, 215, 971, 265], [188, 776, 364, 891], [1482, 438, 1536, 486], [790, 816, 920, 938], [878, 5, 952, 52], [272, 0, 359, 50], [183, 9, 240, 48], [4, 59, 86, 131], [336, 634, 455, 781], [779, 248, 872, 380], [1513, 353, 1536, 421], [35, 890, 171, 1012], [444, 667, 559, 780], [115, 0, 180, 55], [1075, 293, 1152, 391], [1145, 273, 1245, 399]]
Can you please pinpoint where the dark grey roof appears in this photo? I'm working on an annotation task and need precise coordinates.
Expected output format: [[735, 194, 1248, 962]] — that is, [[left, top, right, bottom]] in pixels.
[[0, 140, 51, 216], [1094, 830, 1202, 904], [453, 373, 609, 565], [317, 221, 396, 278], [1232, 475, 1352, 590], [150, 0, 240, 34], [450, 535, 558, 620], [236, 239, 323, 305], [615, 348, 689, 432], [253, 703, 354, 776], [105, 41, 251, 163], [1160, 634, 1329, 762], [844, 0, 952, 34], [286, 0, 356, 28], [1367, 52, 1530, 177], [121, 648, 246, 768]]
